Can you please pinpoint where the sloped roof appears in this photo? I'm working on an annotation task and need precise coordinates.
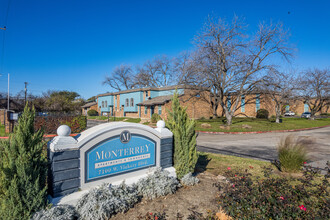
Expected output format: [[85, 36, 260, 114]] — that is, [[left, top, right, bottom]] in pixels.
[[137, 95, 173, 106], [81, 101, 97, 108]]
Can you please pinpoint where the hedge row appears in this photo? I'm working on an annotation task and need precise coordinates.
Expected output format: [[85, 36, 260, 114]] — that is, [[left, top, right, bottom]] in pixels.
[[34, 115, 87, 134]]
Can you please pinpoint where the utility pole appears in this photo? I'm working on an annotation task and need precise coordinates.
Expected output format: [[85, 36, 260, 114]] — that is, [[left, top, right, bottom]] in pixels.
[[7, 73, 9, 110], [24, 82, 28, 106]]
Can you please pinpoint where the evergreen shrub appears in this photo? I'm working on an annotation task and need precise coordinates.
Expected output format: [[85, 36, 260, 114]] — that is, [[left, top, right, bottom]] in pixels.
[[0, 105, 48, 219], [278, 135, 307, 172], [151, 113, 162, 123], [31, 205, 78, 220], [181, 173, 199, 186], [166, 91, 198, 179], [256, 109, 269, 119], [136, 168, 180, 199], [87, 109, 98, 116]]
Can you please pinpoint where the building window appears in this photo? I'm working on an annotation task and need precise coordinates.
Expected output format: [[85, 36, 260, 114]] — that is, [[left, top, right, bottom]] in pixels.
[[130, 98, 134, 107], [102, 101, 104, 108], [145, 91, 148, 100], [227, 95, 231, 109], [125, 98, 129, 107], [241, 95, 245, 113], [105, 101, 107, 108], [158, 105, 162, 115], [256, 94, 260, 112], [304, 104, 309, 112], [144, 106, 147, 114]]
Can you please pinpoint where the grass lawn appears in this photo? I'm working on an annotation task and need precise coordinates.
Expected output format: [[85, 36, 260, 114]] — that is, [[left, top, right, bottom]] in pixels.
[[88, 116, 141, 123], [0, 125, 7, 137], [196, 152, 326, 183], [196, 117, 330, 132], [196, 152, 274, 178]]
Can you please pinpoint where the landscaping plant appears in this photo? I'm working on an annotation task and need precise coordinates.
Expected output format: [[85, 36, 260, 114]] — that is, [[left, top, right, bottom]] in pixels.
[[277, 135, 308, 172], [87, 109, 98, 116], [151, 113, 162, 123], [76, 182, 140, 220], [181, 172, 200, 186], [0, 105, 48, 219], [217, 165, 330, 219], [136, 168, 180, 199], [32, 205, 78, 220], [166, 91, 198, 179], [256, 108, 269, 119]]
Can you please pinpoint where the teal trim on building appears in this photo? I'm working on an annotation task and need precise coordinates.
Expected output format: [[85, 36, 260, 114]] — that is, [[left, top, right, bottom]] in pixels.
[[256, 94, 260, 112], [120, 91, 143, 112], [98, 95, 113, 113], [304, 104, 309, 112], [149, 88, 184, 98], [227, 95, 231, 109], [158, 105, 162, 115], [241, 95, 245, 112]]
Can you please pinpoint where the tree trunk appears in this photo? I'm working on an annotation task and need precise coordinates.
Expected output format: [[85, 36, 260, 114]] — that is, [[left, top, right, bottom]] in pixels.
[[275, 104, 281, 123], [225, 111, 233, 126], [212, 103, 218, 118]]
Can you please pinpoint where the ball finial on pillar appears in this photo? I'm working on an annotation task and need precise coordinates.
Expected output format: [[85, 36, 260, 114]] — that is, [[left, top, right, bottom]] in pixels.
[[57, 125, 71, 136], [157, 120, 165, 129]]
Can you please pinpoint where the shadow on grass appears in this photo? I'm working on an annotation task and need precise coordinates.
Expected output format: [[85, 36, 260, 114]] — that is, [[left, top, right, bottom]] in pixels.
[[195, 154, 211, 173]]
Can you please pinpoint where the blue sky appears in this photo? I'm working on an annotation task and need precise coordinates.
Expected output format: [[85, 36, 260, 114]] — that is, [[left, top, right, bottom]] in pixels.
[[0, 0, 329, 99]]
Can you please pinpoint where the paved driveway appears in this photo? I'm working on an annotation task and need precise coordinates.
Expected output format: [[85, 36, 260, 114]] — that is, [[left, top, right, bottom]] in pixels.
[[197, 126, 330, 169]]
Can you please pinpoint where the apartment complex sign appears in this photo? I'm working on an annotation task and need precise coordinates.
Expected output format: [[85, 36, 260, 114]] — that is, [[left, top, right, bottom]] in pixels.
[[85, 131, 156, 182], [48, 122, 173, 198]]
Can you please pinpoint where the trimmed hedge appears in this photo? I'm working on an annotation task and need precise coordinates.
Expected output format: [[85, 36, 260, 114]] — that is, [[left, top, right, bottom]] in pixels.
[[87, 109, 98, 116], [34, 115, 87, 134], [256, 109, 269, 119]]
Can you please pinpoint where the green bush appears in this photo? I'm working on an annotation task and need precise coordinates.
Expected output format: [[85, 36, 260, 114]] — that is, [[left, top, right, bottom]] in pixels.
[[278, 135, 307, 172], [87, 109, 98, 116], [151, 113, 162, 123], [218, 165, 330, 219], [166, 91, 198, 179], [256, 109, 269, 119], [0, 105, 48, 219], [63, 115, 87, 133]]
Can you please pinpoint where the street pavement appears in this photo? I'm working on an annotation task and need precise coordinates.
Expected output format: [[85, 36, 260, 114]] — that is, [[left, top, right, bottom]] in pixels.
[[197, 126, 330, 169], [86, 119, 107, 129]]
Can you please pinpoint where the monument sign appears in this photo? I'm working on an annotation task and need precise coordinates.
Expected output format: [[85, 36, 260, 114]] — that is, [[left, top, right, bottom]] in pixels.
[[48, 121, 174, 198]]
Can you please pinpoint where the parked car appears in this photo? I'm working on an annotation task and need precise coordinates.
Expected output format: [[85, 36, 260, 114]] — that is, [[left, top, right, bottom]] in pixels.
[[301, 112, 311, 118], [284, 111, 295, 116]]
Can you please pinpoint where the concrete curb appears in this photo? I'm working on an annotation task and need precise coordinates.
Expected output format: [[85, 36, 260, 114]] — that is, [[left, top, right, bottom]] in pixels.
[[197, 125, 330, 135]]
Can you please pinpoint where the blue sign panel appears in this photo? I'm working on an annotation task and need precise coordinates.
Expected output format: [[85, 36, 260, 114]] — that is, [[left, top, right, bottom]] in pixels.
[[85, 133, 156, 182]]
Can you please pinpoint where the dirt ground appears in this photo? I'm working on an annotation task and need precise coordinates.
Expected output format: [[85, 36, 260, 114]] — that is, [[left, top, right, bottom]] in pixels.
[[111, 172, 222, 220]]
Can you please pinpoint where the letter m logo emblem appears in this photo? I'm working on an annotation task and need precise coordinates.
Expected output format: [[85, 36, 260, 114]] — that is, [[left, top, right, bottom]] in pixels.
[[120, 130, 131, 143]]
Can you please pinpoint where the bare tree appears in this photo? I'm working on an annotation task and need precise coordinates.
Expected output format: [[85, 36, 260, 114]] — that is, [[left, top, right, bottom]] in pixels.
[[298, 68, 330, 119], [258, 70, 297, 123], [103, 64, 135, 91], [188, 15, 292, 125], [135, 55, 174, 87]]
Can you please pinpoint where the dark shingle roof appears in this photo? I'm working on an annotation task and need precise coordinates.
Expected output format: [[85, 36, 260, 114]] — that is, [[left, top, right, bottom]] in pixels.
[[137, 95, 174, 106], [81, 101, 97, 108]]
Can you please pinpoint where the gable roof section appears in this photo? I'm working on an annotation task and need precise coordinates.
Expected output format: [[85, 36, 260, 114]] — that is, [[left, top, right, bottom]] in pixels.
[[137, 95, 174, 106], [81, 101, 97, 108]]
